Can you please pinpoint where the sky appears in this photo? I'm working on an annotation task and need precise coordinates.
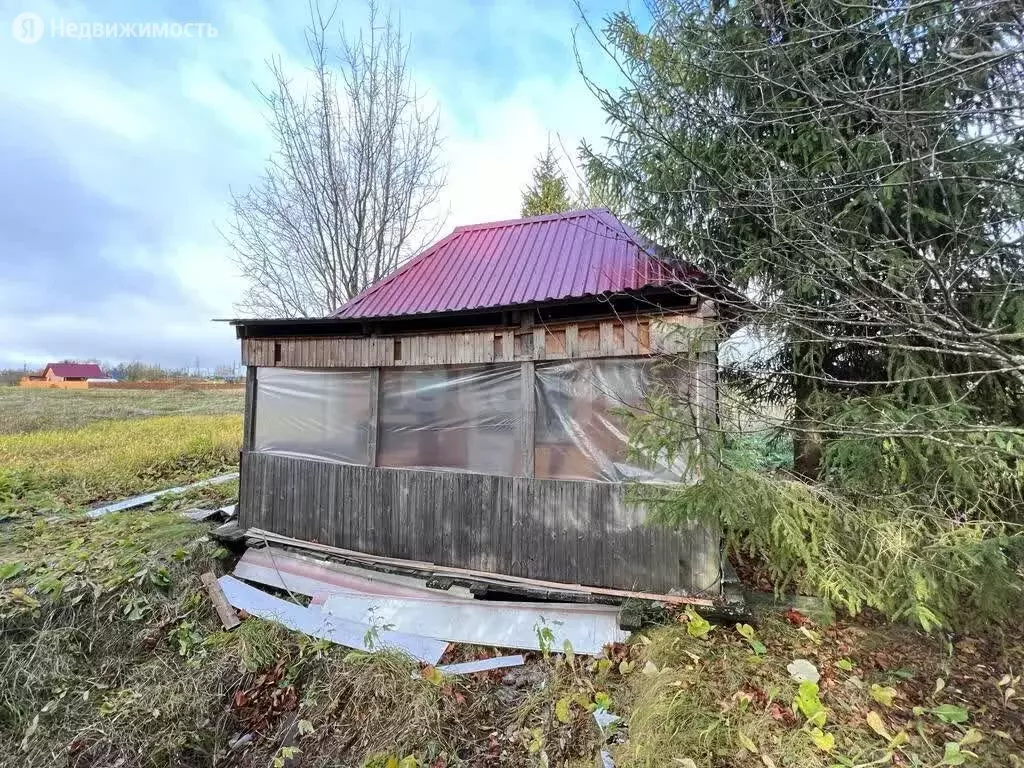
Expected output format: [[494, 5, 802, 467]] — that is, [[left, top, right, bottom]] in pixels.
[[0, 0, 632, 372]]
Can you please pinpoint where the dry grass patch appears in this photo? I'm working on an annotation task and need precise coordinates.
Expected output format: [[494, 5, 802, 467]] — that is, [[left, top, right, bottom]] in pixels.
[[0, 414, 240, 506], [0, 386, 242, 434]]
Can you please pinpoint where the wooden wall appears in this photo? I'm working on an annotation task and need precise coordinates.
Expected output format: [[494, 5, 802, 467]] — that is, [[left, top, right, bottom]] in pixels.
[[240, 451, 720, 595], [241, 314, 704, 368]]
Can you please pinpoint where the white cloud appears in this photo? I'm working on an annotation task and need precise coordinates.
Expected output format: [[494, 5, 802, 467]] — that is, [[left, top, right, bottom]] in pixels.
[[0, 0, 624, 368]]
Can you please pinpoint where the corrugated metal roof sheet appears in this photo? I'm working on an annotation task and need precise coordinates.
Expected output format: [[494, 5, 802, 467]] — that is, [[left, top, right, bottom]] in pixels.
[[334, 208, 701, 320], [44, 363, 106, 379]]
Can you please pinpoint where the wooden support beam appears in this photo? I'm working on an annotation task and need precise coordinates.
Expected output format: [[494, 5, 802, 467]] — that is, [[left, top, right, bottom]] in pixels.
[[520, 361, 536, 477], [242, 366, 258, 451], [367, 368, 380, 467]]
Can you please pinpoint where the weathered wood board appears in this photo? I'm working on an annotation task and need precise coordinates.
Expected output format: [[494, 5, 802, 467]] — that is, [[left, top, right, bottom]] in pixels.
[[239, 452, 720, 595], [240, 314, 705, 369]]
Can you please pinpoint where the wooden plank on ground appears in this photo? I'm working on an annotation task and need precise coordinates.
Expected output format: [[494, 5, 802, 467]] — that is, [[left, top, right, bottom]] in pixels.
[[201, 571, 241, 630], [245, 528, 714, 606]]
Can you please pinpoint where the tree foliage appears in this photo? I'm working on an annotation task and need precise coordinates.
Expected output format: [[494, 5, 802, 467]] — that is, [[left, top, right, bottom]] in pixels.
[[585, 0, 1024, 626], [521, 142, 574, 217]]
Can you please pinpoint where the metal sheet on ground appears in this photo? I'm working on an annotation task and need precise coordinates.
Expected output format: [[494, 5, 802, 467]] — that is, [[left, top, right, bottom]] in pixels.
[[322, 593, 628, 655], [87, 472, 239, 518], [234, 547, 472, 600], [436, 655, 525, 675], [216, 575, 448, 664]]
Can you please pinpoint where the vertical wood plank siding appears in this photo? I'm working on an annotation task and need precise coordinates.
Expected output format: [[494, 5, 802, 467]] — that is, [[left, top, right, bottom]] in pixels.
[[239, 314, 704, 369], [239, 452, 720, 595]]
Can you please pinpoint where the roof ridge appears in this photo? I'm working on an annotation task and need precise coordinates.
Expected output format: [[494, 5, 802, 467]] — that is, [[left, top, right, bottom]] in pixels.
[[452, 207, 607, 233]]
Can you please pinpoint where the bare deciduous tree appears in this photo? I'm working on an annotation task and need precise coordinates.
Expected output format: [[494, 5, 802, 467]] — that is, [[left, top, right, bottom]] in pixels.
[[226, 2, 446, 318]]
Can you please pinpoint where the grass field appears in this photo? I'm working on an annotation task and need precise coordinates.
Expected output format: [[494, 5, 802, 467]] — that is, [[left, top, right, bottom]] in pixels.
[[0, 388, 242, 507], [0, 386, 243, 434], [0, 388, 1021, 767]]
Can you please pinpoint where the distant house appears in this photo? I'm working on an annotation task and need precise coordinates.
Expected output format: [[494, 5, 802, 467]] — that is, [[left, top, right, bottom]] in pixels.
[[20, 362, 108, 389], [40, 363, 107, 382]]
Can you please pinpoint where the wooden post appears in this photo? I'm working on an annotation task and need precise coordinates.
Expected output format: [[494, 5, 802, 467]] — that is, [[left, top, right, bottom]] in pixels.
[[694, 300, 719, 436], [238, 366, 258, 529], [367, 367, 380, 467], [242, 366, 258, 451], [520, 361, 536, 477], [692, 300, 723, 596]]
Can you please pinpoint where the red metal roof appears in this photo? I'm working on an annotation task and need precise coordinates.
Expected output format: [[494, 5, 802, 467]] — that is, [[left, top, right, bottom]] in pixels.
[[334, 208, 701, 319], [44, 362, 106, 379]]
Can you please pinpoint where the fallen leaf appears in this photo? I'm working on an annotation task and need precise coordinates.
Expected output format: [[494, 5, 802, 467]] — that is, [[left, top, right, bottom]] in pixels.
[[554, 697, 572, 724], [866, 710, 892, 741], [941, 741, 966, 766], [870, 684, 898, 708], [685, 608, 713, 639], [799, 627, 821, 645], [783, 608, 809, 626], [787, 659, 820, 684], [809, 727, 835, 752], [959, 728, 983, 747], [931, 704, 969, 724], [737, 731, 759, 754]]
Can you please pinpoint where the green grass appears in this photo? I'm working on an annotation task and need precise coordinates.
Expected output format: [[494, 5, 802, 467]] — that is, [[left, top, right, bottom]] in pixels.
[[0, 414, 241, 507], [0, 386, 242, 434]]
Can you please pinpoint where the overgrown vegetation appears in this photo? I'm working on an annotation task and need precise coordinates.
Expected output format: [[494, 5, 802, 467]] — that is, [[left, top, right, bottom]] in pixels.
[[616, 612, 1023, 767]]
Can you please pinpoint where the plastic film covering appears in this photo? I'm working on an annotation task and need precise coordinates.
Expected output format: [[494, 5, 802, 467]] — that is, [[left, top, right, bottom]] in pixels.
[[255, 368, 371, 465], [534, 359, 684, 483], [378, 364, 521, 475]]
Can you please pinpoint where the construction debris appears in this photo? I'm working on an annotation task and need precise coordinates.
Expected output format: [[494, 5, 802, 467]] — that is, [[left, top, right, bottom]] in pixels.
[[200, 571, 241, 630], [181, 508, 224, 522], [234, 546, 472, 600], [322, 592, 627, 655], [216, 575, 448, 665], [86, 472, 239, 518], [435, 655, 525, 676], [210, 521, 246, 544], [231, 545, 627, 653], [246, 528, 715, 607]]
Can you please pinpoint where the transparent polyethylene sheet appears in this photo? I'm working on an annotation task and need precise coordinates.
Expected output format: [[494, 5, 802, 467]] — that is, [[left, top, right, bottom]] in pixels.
[[254, 368, 372, 465], [534, 359, 684, 483], [378, 364, 522, 475]]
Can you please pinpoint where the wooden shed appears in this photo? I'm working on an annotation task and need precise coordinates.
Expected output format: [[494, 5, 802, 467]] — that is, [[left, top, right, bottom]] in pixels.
[[231, 209, 723, 598]]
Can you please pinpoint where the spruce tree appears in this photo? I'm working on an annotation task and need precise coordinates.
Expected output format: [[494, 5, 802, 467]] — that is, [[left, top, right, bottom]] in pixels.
[[583, 0, 1024, 628], [521, 143, 573, 217]]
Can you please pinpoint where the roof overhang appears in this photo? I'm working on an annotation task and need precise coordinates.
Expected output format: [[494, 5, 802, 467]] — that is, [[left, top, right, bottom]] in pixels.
[[227, 284, 715, 340]]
